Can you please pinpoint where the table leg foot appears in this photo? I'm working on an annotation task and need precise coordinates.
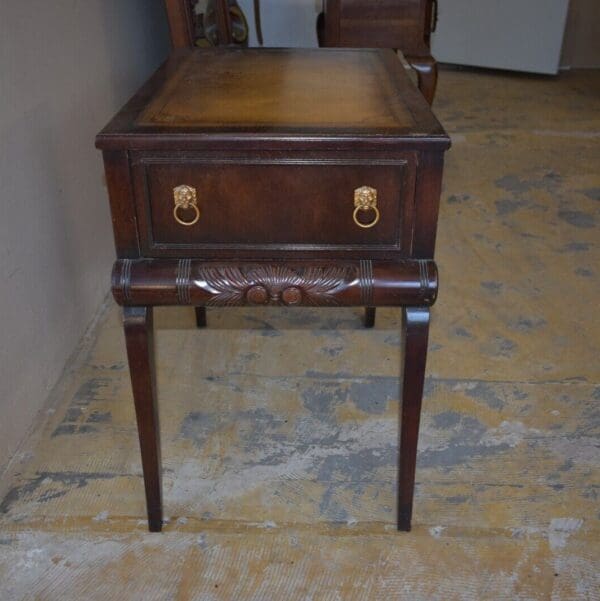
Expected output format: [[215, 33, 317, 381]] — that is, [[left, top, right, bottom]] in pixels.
[[123, 306, 163, 533], [195, 307, 207, 328], [397, 508, 412, 532], [364, 307, 376, 328], [397, 306, 430, 532]]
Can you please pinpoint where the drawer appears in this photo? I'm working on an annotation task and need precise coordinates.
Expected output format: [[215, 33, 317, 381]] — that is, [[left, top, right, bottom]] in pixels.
[[132, 156, 416, 256]]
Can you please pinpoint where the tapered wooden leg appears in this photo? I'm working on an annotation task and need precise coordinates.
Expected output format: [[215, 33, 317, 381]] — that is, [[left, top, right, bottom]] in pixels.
[[123, 306, 162, 532], [398, 306, 430, 531], [195, 307, 207, 328], [409, 56, 438, 106], [364, 307, 376, 328]]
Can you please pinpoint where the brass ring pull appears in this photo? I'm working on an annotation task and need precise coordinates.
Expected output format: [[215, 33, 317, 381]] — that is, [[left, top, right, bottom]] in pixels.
[[353, 186, 379, 229], [353, 205, 380, 229], [173, 185, 200, 227], [173, 203, 200, 226]]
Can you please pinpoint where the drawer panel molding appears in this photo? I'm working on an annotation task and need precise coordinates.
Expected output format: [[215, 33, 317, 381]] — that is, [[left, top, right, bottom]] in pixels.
[[131, 155, 418, 255]]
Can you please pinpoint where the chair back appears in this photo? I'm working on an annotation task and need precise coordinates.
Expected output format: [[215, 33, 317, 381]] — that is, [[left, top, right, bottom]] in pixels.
[[165, 0, 233, 48]]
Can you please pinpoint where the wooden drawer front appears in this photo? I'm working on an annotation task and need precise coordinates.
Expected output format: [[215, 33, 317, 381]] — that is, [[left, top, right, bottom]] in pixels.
[[134, 158, 415, 255]]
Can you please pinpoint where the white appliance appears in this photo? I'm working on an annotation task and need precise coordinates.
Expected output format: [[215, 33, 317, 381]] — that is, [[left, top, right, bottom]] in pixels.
[[431, 0, 570, 75]]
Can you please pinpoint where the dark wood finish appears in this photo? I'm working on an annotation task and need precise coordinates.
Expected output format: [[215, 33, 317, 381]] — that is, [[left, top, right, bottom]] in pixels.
[[320, 0, 438, 105], [112, 259, 438, 307], [123, 306, 163, 532], [323, 0, 430, 55], [412, 151, 445, 258], [133, 158, 415, 254], [195, 307, 207, 328], [96, 49, 448, 150], [102, 151, 140, 258], [253, 0, 263, 45], [137, 51, 414, 131], [164, 0, 196, 49], [411, 56, 438, 106], [398, 305, 430, 531], [97, 48, 449, 531], [214, 0, 234, 45], [364, 307, 376, 328]]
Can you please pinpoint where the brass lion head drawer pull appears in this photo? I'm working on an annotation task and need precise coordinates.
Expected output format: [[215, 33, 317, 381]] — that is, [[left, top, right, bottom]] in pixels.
[[353, 186, 380, 229], [173, 185, 200, 226]]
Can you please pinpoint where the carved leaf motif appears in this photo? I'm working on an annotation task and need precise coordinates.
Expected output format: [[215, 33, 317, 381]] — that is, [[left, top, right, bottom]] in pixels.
[[191, 264, 354, 306], [299, 265, 352, 306], [194, 265, 250, 306]]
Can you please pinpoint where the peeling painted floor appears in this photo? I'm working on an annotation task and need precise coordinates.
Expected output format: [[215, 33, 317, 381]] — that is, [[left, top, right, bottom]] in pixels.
[[1, 68, 599, 600]]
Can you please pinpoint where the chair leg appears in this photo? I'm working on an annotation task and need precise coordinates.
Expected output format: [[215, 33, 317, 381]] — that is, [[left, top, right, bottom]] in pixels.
[[123, 306, 163, 532], [409, 56, 438, 106], [195, 307, 207, 328], [398, 306, 430, 531], [364, 307, 376, 328]]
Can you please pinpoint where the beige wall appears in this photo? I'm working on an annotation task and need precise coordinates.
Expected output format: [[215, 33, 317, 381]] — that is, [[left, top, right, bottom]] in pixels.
[[0, 1, 170, 469], [561, 0, 600, 68]]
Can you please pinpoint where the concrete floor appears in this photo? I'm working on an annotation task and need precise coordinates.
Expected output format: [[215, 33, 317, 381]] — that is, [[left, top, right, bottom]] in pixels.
[[1, 68, 599, 600]]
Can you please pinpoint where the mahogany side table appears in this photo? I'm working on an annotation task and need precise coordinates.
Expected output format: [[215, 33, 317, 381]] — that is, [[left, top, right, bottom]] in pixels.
[[96, 47, 450, 532]]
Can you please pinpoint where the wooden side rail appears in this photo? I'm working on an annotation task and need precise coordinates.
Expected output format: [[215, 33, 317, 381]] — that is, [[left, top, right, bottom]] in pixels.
[[112, 259, 438, 307]]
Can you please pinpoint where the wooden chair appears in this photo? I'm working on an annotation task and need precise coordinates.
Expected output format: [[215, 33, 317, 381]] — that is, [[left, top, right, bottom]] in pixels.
[[318, 0, 439, 106], [165, 0, 259, 48]]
